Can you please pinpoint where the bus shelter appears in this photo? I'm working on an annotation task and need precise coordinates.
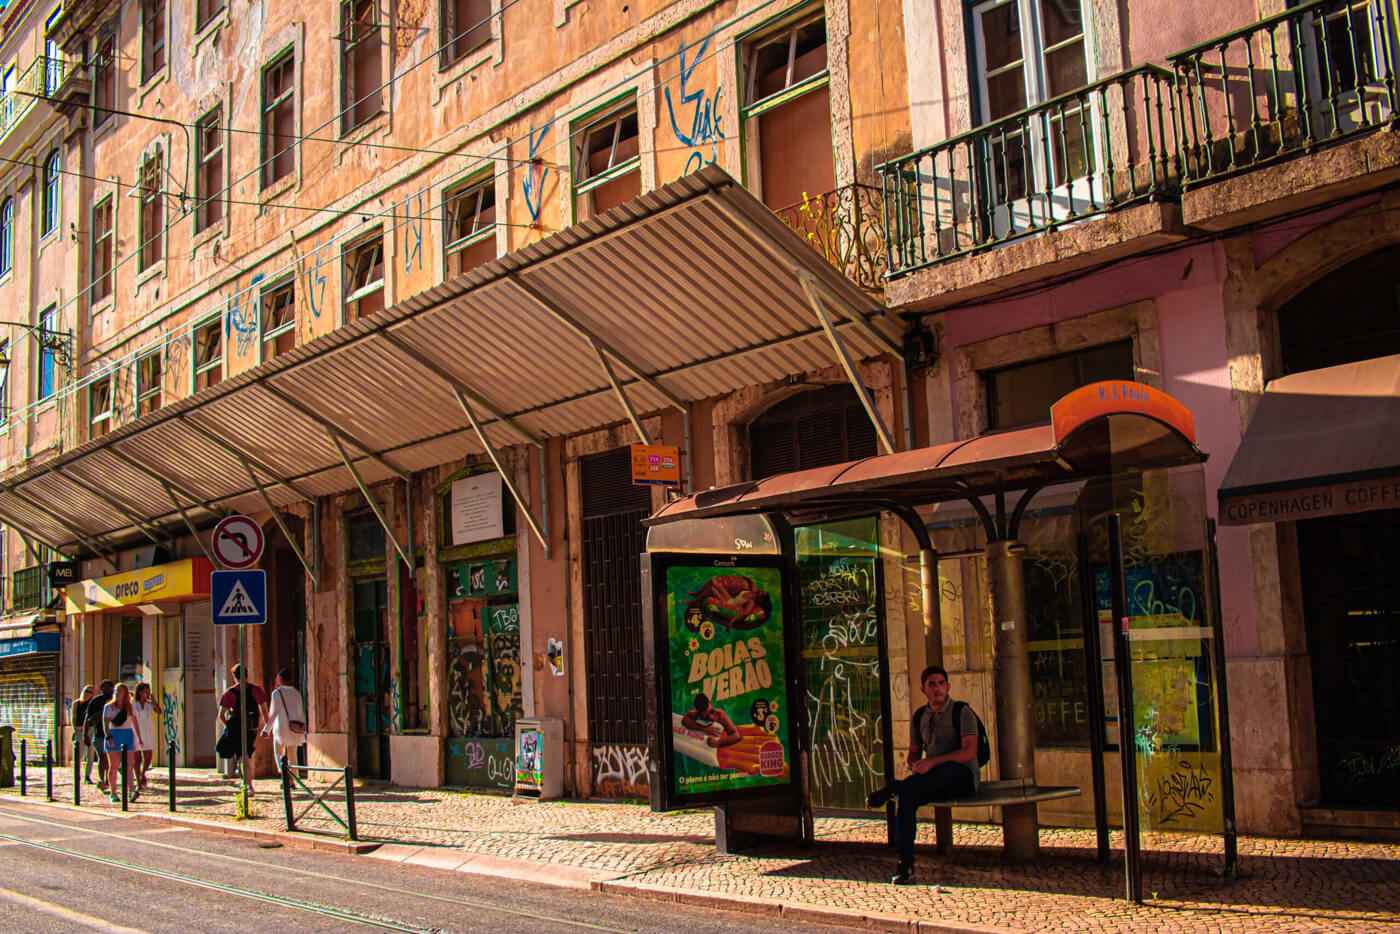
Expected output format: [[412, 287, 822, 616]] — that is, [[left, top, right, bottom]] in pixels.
[[640, 381, 1238, 901]]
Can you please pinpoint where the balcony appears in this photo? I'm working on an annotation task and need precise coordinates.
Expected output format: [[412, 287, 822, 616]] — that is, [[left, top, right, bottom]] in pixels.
[[11, 565, 54, 613], [772, 184, 888, 293], [0, 56, 68, 157], [1170, 0, 1400, 228], [879, 65, 1181, 279]]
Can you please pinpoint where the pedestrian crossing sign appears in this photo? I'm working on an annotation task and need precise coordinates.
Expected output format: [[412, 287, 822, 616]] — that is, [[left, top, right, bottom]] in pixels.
[[211, 570, 267, 625]]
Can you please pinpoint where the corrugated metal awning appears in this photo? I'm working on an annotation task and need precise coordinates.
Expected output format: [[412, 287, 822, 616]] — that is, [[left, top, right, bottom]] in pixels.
[[0, 166, 900, 554]]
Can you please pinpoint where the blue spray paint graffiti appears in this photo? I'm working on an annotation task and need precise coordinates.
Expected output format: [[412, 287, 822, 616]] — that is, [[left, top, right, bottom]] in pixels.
[[305, 242, 330, 318], [161, 687, 181, 755], [664, 37, 726, 176], [403, 188, 427, 274], [523, 124, 552, 222], [226, 273, 266, 356]]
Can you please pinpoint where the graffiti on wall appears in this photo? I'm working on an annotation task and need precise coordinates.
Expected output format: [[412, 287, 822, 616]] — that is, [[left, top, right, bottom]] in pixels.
[[0, 667, 56, 752], [226, 273, 266, 357], [485, 603, 523, 730], [591, 743, 648, 799], [401, 186, 428, 274], [664, 37, 726, 176], [523, 124, 552, 223], [445, 736, 515, 789], [160, 678, 183, 755], [304, 239, 331, 318]]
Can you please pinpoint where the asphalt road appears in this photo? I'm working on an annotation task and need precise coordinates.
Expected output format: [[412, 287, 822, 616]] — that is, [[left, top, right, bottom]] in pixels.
[[0, 801, 861, 933]]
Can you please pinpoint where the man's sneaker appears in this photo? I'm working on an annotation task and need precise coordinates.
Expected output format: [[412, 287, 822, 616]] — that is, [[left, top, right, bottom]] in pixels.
[[890, 861, 915, 885], [130, 787, 140, 802], [866, 786, 893, 809]]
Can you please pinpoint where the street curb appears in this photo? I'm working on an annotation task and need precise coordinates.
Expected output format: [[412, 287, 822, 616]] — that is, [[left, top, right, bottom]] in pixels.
[[590, 878, 1028, 933], [0, 793, 378, 854], [367, 843, 607, 890]]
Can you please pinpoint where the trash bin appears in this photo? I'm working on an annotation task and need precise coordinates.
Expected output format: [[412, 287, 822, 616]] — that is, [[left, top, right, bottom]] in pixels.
[[513, 718, 563, 800], [0, 725, 13, 788]]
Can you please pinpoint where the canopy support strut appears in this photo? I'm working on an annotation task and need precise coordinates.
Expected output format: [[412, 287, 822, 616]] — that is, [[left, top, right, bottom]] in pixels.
[[162, 482, 219, 569], [5, 487, 115, 565], [0, 508, 75, 560], [177, 415, 321, 504], [259, 383, 409, 481], [52, 466, 166, 547], [453, 389, 550, 556], [329, 431, 413, 567], [239, 458, 320, 589], [590, 337, 652, 445], [798, 271, 897, 455], [107, 448, 226, 518]]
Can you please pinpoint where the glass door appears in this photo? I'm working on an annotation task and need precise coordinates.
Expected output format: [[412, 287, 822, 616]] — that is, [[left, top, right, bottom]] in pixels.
[[351, 577, 391, 780]]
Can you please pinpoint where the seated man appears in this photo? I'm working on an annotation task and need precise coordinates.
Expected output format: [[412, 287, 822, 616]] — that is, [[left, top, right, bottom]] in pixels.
[[866, 665, 981, 885]]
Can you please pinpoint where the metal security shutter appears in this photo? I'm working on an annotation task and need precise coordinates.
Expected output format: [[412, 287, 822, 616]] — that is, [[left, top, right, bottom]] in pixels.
[[580, 448, 651, 746], [749, 385, 879, 480], [0, 655, 57, 759]]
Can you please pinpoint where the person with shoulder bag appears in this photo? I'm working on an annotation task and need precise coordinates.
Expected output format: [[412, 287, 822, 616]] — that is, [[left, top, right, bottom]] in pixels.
[[103, 684, 144, 803], [262, 668, 308, 765]]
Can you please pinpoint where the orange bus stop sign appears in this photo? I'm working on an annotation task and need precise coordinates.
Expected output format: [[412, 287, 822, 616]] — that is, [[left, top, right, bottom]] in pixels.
[[631, 444, 682, 486], [1050, 381, 1196, 446]]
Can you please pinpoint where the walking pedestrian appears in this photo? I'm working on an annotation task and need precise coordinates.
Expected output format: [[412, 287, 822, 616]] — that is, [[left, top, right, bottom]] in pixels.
[[86, 680, 114, 792], [261, 669, 308, 765], [72, 685, 95, 783], [218, 665, 268, 796], [131, 683, 157, 791], [103, 684, 144, 803]]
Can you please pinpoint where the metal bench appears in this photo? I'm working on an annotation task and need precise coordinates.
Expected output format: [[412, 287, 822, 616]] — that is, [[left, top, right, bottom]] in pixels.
[[918, 778, 1082, 859]]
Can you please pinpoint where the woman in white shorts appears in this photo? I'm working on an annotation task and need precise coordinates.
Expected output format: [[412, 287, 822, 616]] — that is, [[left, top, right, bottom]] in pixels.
[[131, 683, 158, 791], [262, 668, 308, 766], [103, 684, 144, 803]]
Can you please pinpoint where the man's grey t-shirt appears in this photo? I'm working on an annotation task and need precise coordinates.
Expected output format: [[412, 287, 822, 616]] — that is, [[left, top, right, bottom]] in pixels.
[[915, 698, 980, 790]]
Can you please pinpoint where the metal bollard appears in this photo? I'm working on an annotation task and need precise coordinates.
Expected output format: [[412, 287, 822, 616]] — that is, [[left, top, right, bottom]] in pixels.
[[343, 766, 357, 841], [45, 740, 53, 801], [19, 739, 25, 796], [168, 741, 176, 812], [279, 755, 295, 832], [120, 744, 129, 812], [73, 737, 81, 806]]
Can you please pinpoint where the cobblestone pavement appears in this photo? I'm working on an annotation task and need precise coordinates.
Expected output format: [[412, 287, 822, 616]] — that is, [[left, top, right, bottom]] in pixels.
[[5, 771, 1398, 933]]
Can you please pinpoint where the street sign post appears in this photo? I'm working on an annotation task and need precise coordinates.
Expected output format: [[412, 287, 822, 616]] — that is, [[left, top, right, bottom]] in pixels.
[[211, 569, 267, 799], [212, 515, 265, 569]]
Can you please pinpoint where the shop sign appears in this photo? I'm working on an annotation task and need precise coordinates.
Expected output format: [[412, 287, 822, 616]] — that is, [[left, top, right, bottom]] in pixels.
[[65, 558, 213, 614], [0, 632, 60, 658], [631, 444, 681, 487], [451, 473, 505, 545], [47, 561, 79, 588], [1220, 475, 1400, 526], [1051, 380, 1196, 446], [653, 557, 794, 805]]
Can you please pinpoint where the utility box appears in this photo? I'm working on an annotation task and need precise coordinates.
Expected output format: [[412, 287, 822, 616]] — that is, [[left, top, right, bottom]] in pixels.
[[513, 717, 563, 800], [0, 725, 13, 788]]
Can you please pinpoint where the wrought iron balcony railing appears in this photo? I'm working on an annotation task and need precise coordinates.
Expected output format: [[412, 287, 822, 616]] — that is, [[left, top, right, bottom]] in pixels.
[[772, 184, 888, 293], [878, 65, 1180, 277], [11, 565, 53, 613], [1170, 0, 1398, 184], [0, 56, 68, 143]]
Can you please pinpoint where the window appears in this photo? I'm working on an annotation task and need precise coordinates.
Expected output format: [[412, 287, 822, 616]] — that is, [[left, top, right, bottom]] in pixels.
[[261, 52, 295, 189], [339, 0, 383, 135], [1277, 244, 1400, 374], [44, 9, 64, 97], [41, 150, 60, 236], [261, 280, 296, 361], [444, 175, 496, 277], [142, 0, 167, 81], [0, 341, 8, 425], [197, 0, 226, 29], [343, 234, 384, 321], [573, 102, 640, 218], [91, 197, 114, 302], [139, 151, 163, 271], [748, 385, 879, 479], [193, 317, 223, 391], [1, 67, 14, 129], [136, 351, 162, 416], [89, 375, 113, 439], [0, 198, 11, 277], [440, 0, 492, 68], [985, 341, 1135, 431], [37, 306, 57, 401], [741, 14, 835, 210], [195, 107, 224, 231], [93, 30, 117, 119]]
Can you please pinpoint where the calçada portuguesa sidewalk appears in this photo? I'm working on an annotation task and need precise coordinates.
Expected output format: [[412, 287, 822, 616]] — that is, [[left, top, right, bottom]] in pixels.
[[3, 769, 1398, 934]]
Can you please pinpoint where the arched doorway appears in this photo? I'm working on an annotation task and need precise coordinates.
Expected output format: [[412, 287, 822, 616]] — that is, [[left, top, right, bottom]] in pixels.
[[1276, 249, 1400, 809]]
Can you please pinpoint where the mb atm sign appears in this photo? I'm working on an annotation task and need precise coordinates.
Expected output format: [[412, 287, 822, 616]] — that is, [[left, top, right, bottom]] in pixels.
[[211, 570, 267, 626]]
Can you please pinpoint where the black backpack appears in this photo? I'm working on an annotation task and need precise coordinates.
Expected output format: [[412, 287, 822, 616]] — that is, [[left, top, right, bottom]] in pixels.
[[916, 701, 992, 768]]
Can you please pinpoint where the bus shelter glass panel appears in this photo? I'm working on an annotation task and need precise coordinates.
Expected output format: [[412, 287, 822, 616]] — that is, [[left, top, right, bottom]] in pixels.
[[1084, 466, 1230, 838], [794, 517, 890, 811]]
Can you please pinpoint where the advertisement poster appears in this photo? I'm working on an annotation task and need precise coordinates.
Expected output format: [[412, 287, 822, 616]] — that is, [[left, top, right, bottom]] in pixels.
[[516, 726, 543, 791], [665, 564, 791, 797]]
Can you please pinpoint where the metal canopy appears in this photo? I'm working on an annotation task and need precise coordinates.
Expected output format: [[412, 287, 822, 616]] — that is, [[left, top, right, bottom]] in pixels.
[[0, 165, 898, 554]]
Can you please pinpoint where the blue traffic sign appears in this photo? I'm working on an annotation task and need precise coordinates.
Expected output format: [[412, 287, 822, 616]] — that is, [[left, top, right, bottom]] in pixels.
[[211, 570, 267, 625]]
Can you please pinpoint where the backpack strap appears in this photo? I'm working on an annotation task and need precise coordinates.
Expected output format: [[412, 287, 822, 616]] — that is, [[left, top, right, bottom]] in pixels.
[[951, 700, 971, 735]]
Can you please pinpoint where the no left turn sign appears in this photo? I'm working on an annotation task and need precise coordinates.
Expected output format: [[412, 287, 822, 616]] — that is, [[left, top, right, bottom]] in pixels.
[[212, 515, 264, 569]]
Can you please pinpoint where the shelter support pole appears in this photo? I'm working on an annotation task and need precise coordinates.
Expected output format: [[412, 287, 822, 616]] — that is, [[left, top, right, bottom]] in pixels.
[[888, 505, 941, 668], [162, 483, 220, 569], [984, 538, 1039, 862], [239, 459, 320, 589], [453, 389, 550, 555], [798, 272, 897, 455], [1108, 514, 1143, 903], [589, 337, 652, 445], [329, 432, 413, 568]]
